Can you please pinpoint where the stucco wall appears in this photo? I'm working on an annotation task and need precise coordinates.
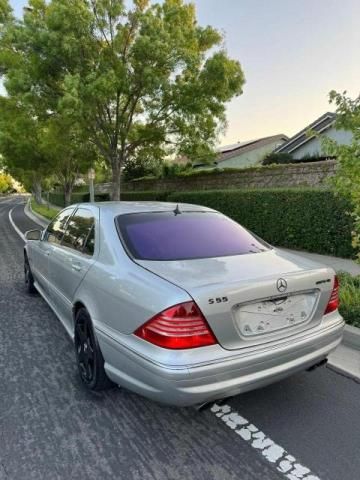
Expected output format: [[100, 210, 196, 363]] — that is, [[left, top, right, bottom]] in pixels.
[[292, 128, 353, 160], [94, 160, 337, 194], [220, 138, 285, 168]]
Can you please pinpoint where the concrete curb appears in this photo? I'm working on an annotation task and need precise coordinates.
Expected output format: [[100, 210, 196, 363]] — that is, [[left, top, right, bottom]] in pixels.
[[25, 199, 50, 228], [328, 325, 360, 381]]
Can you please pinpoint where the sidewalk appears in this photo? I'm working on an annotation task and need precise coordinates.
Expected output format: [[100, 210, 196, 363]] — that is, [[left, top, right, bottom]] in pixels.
[[283, 248, 360, 277], [328, 325, 360, 381]]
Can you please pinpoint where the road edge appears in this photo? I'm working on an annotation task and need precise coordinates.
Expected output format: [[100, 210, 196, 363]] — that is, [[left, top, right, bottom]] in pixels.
[[8, 205, 25, 241]]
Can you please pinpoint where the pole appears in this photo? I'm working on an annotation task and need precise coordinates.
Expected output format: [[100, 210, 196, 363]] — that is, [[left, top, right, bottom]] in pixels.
[[89, 177, 94, 203], [88, 168, 95, 203]]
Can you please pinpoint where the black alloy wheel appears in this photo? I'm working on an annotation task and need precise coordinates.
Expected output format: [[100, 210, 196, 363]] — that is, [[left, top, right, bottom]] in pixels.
[[24, 255, 37, 294], [74, 308, 113, 391]]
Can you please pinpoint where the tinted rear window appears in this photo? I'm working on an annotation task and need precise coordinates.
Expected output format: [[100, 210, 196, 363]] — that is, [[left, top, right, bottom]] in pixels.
[[116, 211, 269, 261]]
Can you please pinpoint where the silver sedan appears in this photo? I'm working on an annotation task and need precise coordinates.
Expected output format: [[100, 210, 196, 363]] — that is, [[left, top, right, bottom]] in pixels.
[[24, 201, 344, 407]]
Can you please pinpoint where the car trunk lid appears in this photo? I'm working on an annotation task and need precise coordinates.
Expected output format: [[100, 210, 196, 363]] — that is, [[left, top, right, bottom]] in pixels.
[[137, 249, 335, 350]]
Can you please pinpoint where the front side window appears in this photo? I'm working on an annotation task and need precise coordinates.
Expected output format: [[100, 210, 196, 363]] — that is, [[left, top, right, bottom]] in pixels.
[[45, 208, 75, 245], [62, 208, 95, 255], [116, 211, 269, 261]]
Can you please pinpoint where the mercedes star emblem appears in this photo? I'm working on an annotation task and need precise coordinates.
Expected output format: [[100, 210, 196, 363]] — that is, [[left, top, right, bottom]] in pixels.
[[277, 278, 287, 293]]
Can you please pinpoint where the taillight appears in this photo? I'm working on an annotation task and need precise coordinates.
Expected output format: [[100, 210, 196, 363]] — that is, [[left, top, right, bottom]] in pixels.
[[134, 301, 217, 349], [324, 276, 340, 315]]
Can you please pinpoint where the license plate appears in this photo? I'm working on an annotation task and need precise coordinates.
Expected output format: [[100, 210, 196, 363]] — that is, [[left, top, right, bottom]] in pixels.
[[235, 292, 318, 337]]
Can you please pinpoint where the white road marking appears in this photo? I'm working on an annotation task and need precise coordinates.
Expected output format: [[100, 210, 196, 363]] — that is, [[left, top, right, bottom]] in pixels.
[[8, 204, 26, 241], [211, 403, 321, 480]]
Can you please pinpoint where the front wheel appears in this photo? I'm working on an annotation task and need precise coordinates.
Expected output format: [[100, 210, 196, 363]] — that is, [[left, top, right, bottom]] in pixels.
[[24, 255, 37, 294], [74, 308, 114, 391]]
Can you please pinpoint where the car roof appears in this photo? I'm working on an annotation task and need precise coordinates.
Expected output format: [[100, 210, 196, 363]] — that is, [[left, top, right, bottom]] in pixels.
[[74, 201, 216, 216]]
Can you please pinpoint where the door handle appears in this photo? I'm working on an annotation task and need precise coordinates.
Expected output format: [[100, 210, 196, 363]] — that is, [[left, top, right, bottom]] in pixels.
[[71, 262, 82, 272]]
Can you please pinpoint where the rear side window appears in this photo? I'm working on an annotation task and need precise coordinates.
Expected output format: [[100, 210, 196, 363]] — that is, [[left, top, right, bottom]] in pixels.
[[116, 211, 269, 261], [62, 208, 95, 255], [45, 208, 74, 245]]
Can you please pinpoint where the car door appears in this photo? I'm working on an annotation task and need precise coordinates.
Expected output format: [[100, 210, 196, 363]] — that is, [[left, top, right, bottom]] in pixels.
[[48, 207, 98, 330], [32, 208, 75, 294]]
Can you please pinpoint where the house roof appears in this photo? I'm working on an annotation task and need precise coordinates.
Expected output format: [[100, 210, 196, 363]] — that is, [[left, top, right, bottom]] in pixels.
[[217, 134, 288, 163], [275, 112, 336, 154]]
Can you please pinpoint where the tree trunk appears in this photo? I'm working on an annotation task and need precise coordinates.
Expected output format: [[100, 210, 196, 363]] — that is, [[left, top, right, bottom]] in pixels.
[[64, 184, 73, 206], [32, 178, 42, 204], [111, 163, 121, 201]]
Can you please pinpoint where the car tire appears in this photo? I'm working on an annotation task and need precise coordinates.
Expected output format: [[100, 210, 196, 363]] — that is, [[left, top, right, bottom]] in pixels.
[[74, 307, 114, 391], [24, 254, 37, 294]]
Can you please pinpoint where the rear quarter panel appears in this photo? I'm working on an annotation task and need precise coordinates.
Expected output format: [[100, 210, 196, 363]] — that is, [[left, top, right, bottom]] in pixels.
[[73, 210, 191, 337]]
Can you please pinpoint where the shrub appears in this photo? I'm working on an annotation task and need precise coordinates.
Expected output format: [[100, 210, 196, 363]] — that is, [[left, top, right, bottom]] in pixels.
[[168, 188, 355, 258], [262, 152, 334, 166], [0, 172, 13, 193], [338, 272, 360, 327], [160, 162, 192, 178], [123, 156, 162, 181], [262, 152, 293, 165]]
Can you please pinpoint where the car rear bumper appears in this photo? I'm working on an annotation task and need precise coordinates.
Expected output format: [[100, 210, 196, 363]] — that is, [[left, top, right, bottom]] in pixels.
[[97, 315, 345, 407]]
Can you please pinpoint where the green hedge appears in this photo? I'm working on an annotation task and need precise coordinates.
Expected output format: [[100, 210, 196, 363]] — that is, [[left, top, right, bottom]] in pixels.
[[167, 188, 355, 258], [120, 191, 170, 201], [49, 190, 168, 207], [49, 192, 90, 207], [48, 187, 354, 258]]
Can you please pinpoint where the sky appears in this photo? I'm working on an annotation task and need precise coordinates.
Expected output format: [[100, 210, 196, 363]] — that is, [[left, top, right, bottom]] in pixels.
[[9, 0, 360, 146]]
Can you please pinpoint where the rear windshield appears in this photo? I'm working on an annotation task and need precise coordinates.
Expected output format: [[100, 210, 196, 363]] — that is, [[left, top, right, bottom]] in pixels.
[[116, 211, 269, 261]]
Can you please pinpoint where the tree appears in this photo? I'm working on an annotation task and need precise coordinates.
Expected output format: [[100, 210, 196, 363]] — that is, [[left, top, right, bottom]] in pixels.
[[0, 0, 245, 200], [40, 116, 97, 205], [0, 96, 95, 205], [0, 98, 50, 202], [322, 91, 360, 258], [0, 1, 95, 204]]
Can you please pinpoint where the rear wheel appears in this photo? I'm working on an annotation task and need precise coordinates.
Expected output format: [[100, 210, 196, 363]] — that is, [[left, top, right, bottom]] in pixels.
[[24, 254, 37, 294], [74, 308, 113, 391]]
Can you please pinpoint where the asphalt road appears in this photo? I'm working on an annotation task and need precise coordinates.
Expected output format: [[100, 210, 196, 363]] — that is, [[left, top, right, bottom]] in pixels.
[[1, 196, 360, 480]]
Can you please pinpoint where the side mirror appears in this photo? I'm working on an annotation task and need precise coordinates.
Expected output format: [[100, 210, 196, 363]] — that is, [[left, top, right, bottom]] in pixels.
[[25, 229, 42, 241]]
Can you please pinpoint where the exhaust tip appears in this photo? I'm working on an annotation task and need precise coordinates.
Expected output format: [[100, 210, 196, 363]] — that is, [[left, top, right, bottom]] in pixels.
[[306, 358, 328, 372], [196, 397, 230, 412]]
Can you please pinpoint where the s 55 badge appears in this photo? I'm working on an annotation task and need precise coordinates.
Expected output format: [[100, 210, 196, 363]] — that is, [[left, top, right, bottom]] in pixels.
[[208, 297, 228, 304]]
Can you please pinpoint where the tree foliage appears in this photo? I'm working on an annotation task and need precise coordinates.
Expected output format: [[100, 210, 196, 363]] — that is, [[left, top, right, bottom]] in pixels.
[[0, 97, 50, 201], [0, 0, 245, 200], [0, 1, 98, 204], [322, 90, 360, 259]]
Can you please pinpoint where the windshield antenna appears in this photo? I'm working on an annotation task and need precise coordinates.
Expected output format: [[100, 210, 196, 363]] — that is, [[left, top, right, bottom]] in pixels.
[[173, 204, 181, 215]]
